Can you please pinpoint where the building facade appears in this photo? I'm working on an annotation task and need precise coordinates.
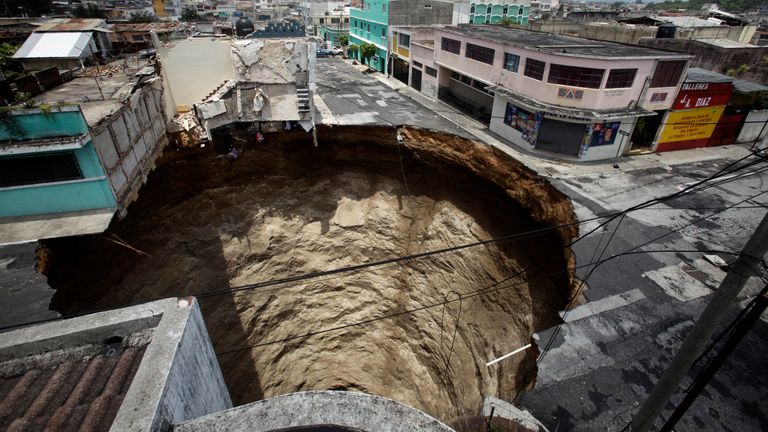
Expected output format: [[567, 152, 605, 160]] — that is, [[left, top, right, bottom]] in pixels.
[[349, 0, 469, 73], [408, 25, 691, 161], [469, 2, 531, 24]]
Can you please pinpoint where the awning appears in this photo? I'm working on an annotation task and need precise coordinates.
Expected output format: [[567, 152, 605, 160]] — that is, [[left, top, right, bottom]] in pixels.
[[13, 32, 94, 60], [487, 85, 657, 123]]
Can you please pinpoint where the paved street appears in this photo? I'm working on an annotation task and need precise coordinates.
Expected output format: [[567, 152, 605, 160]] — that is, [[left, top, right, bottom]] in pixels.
[[1, 58, 766, 431]]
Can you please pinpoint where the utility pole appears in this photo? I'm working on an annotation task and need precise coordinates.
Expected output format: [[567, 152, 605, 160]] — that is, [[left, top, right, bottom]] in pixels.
[[659, 287, 768, 432], [631, 210, 768, 432]]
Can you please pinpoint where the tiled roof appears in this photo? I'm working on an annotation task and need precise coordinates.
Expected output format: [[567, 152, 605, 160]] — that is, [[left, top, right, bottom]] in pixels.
[[0, 345, 147, 431]]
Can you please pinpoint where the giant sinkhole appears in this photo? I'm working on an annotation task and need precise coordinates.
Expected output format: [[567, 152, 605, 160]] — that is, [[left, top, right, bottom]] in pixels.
[[43, 125, 577, 421]]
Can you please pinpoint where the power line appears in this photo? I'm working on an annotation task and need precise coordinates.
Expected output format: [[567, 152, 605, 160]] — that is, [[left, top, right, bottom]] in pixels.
[[194, 151, 768, 301], [214, 247, 744, 356], [536, 188, 768, 365]]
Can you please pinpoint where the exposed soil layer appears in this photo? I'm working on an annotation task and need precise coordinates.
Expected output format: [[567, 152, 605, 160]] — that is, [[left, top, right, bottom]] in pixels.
[[43, 126, 576, 421]]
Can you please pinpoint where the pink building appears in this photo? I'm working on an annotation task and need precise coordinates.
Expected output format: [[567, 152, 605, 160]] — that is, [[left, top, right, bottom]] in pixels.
[[407, 25, 691, 161]]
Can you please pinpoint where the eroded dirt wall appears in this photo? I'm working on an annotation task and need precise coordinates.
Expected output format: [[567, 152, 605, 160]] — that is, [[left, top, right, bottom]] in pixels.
[[42, 126, 577, 421]]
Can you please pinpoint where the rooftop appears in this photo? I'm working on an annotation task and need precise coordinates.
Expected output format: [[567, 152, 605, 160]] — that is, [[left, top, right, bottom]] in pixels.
[[35, 18, 107, 33], [35, 58, 156, 128], [696, 38, 760, 48], [113, 22, 185, 33], [12, 31, 93, 60], [440, 25, 690, 59], [686, 67, 734, 83], [0, 298, 231, 431]]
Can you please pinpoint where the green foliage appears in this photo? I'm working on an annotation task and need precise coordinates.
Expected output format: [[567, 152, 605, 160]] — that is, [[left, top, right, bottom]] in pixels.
[[499, 16, 515, 26], [72, 4, 106, 18], [541, 12, 552, 20], [360, 42, 376, 63], [181, 7, 199, 22], [339, 34, 349, 47], [0, 43, 20, 79], [129, 12, 158, 23]]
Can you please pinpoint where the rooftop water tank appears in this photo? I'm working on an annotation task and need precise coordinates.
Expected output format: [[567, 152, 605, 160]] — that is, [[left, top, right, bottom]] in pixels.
[[235, 16, 255, 37]]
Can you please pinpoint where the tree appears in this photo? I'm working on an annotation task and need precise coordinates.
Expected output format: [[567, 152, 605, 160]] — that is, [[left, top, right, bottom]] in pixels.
[[181, 7, 199, 22], [339, 34, 349, 47], [541, 12, 552, 20], [72, 4, 106, 18], [499, 16, 515, 26], [360, 42, 376, 65], [348, 44, 359, 59], [0, 43, 20, 79], [129, 12, 158, 23], [0, 0, 49, 17]]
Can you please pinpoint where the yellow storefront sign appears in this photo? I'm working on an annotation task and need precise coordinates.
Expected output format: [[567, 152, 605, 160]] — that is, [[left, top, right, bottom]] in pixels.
[[658, 106, 725, 144]]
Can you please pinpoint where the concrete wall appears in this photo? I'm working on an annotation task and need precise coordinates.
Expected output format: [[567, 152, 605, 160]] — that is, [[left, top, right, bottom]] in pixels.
[[579, 24, 757, 46], [526, 20, 581, 34], [580, 24, 655, 45], [737, 110, 768, 144], [113, 298, 232, 432], [173, 391, 454, 432], [390, 0, 457, 26], [0, 141, 117, 217], [489, 94, 636, 161], [433, 29, 676, 112], [412, 43, 439, 98], [0, 107, 89, 142], [639, 38, 768, 84], [90, 80, 168, 217]]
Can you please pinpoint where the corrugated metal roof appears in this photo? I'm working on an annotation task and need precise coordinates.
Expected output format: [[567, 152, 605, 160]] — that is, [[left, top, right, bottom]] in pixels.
[[686, 67, 733, 83], [35, 18, 105, 32], [733, 78, 768, 93], [13, 32, 93, 59]]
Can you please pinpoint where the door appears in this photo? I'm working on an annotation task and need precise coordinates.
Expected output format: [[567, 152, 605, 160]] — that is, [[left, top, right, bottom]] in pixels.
[[536, 119, 585, 157], [411, 67, 422, 92]]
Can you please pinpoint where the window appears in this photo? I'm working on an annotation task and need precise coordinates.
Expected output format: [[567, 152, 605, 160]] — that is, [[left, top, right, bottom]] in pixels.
[[398, 33, 410, 47], [503, 53, 520, 72], [465, 43, 495, 65], [547, 64, 604, 88], [650, 61, 686, 88], [319, 18, 324, 24], [524, 58, 545, 80], [331, 18, 340, 24], [441, 37, 461, 54], [381, 28, 385, 37], [605, 68, 637, 89], [131, 34, 144, 42], [425, 66, 437, 77], [0, 153, 82, 187], [413, 60, 423, 68]]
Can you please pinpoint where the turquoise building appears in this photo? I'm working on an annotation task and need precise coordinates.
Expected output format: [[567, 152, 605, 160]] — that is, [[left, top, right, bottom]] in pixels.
[[349, 0, 390, 73], [349, 0, 463, 74], [0, 107, 117, 218], [470, 2, 531, 25]]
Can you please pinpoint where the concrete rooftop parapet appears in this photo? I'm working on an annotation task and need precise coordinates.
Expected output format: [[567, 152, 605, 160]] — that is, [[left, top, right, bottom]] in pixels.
[[0, 297, 232, 432], [174, 390, 456, 432]]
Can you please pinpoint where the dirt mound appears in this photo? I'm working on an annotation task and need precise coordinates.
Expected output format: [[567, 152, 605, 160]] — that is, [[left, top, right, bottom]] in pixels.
[[43, 126, 576, 420]]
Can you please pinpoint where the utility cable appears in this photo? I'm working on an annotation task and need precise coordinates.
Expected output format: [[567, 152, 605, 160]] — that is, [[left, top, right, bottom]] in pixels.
[[214, 248, 743, 356]]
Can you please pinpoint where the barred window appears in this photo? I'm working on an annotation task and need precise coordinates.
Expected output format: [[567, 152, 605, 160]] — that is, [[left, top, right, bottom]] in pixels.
[[0, 153, 82, 187], [606, 69, 637, 89], [425, 66, 437, 77], [547, 64, 605, 89], [413, 61, 423, 68], [650, 61, 687, 88], [441, 37, 461, 54], [503, 53, 520, 72], [524, 58, 545, 81], [465, 43, 495, 65]]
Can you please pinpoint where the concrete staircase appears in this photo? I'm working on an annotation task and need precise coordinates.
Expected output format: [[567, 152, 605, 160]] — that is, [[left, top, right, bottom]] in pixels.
[[297, 86, 310, 114]]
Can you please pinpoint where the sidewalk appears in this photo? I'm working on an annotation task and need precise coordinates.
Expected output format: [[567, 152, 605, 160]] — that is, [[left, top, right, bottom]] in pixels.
[[367, 69, 757, 180]]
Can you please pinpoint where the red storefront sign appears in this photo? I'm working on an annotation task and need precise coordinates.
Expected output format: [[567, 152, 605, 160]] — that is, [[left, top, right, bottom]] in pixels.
[[672, 82, 733, 110]]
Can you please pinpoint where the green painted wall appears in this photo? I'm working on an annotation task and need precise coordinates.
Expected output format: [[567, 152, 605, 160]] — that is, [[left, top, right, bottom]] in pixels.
[[470, 2, 530, 24], [0, 109, 89, 142], [0, 141, 117, 218], [350, 0, 390, 73]]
